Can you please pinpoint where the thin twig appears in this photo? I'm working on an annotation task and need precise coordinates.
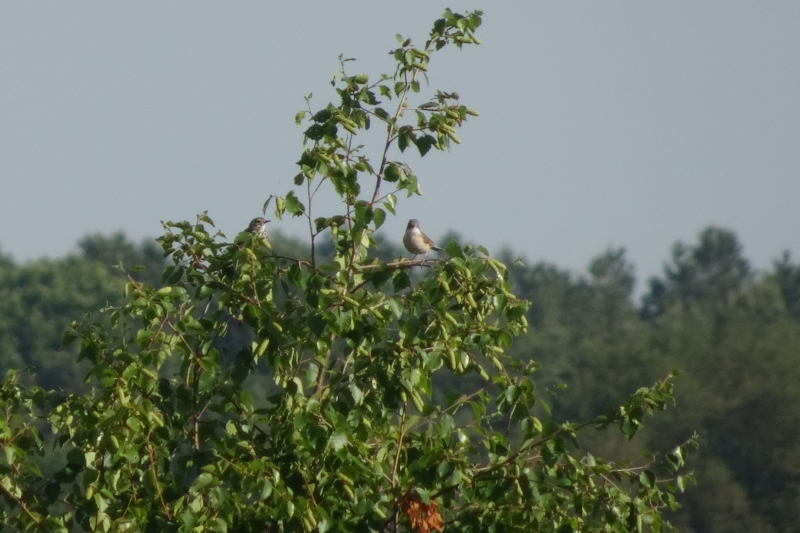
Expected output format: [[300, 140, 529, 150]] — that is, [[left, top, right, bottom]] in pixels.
[[145, 439, 172, 519], [0, 480, 42, 528], [390, 406, 407, 488], [307, 177, 317, 269]]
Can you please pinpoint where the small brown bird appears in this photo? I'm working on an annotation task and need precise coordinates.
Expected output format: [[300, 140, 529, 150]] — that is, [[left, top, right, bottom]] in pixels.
[[403, 219, 441, 258], [246, 217, 270, 237]]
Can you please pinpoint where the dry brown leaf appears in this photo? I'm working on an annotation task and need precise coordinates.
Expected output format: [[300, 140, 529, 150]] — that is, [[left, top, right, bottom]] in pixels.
[[400, 493, 444, 533]]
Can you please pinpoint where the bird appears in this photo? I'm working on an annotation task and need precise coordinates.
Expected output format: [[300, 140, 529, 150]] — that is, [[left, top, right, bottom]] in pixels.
[[232, 217, 270, 248], [211, 217, 271, 281], [245, 217, 270, 237], [403, 219, 441, 258]]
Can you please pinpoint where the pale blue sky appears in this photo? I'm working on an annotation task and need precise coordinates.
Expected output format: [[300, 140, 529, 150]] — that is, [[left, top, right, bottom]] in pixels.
[[1, 2, 798, 292]]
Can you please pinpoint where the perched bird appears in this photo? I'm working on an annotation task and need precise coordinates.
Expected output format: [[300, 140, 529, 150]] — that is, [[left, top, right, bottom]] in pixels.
[[403, 219, 441, 258], [212, 217, 271, 281], [246, 217, 270, 237]]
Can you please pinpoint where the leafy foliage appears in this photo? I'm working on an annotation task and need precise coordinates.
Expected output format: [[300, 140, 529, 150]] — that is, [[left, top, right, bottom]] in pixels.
[[0, 249, 127, 391], [504, 233, 800, 533], [0, 10, 693, 533]]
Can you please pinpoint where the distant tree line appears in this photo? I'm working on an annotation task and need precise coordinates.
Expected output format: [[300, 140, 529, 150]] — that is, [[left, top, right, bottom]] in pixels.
[[1, 225, 798, 532]]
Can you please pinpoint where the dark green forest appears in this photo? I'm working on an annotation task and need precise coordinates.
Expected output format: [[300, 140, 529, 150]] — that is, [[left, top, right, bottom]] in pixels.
[[1, 225, 798, 532]]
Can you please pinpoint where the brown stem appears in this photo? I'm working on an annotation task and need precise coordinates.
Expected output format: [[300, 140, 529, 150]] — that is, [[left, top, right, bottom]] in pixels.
[[314, 333, 335, 395], [146, 439, 172, 519], [307, 177, 317, 269], [390, 405, 407, 488], [192, 363, 201, 451], [0, 479, 42, 527]]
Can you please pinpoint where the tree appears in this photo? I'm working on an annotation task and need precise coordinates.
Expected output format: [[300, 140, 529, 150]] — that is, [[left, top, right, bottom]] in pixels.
[[1, 10, 694, 532], [642, 227, 750, 320], [77, 233, 168, 286], [771, 251, 800, 321], [495, 232, 800, 532], [0, 255, 125, 391], [504, 250, 657, 425]]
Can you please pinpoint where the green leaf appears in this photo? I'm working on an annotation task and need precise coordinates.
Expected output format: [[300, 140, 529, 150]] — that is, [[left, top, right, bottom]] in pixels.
[[398, 130, 410, 152], [329, 433, 348, 451], [348, 383, 364, 405], [444, 239, 464, 258], [198, 371, 216, 393], [373, 208, 386, 229], [25, 461, 43, 478], [383, 193, 397, 215], [285, 191, 306, 216], [197, 284, 215, 300], [621, 417, 636, 439], [353, 201, 372, 227], [274, 196, 286, 220], [384, 163, 402, 183], [66, 448, 84, 466], [253, 337, 269, 358], [392, 270, 411, 292], [388, 297, 403, 318], [191, 472, 215, 492], [4, 446, 16, 466], [414, 134, 435, 157]]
